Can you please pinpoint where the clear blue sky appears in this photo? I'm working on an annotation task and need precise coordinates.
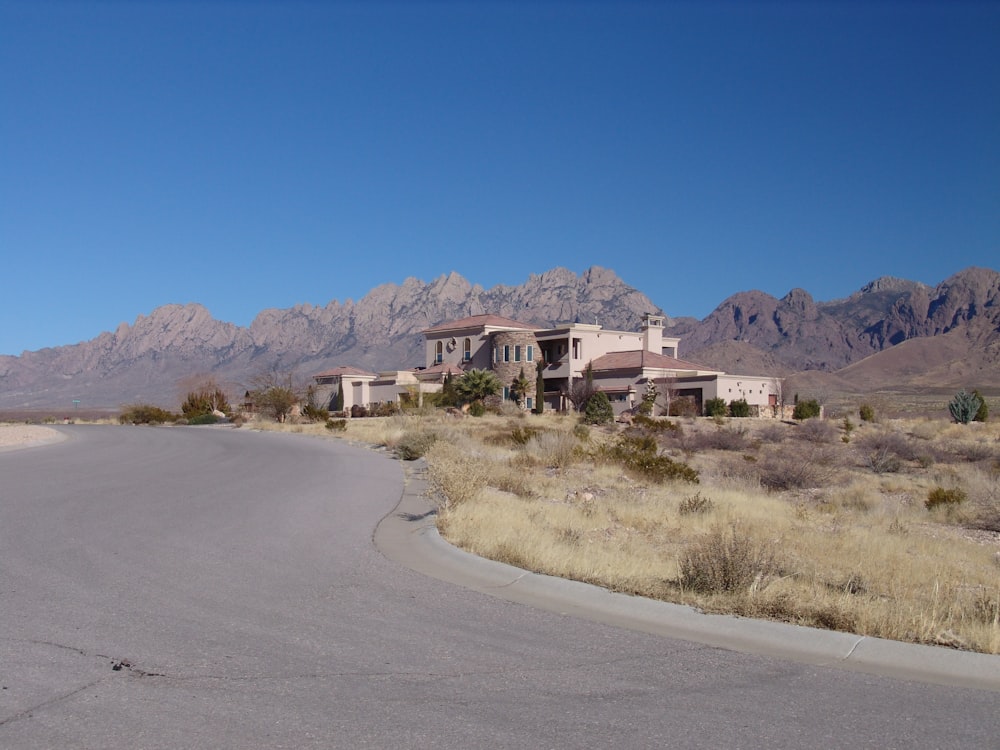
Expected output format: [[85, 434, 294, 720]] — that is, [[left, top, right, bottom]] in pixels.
[[2, 0, 997, 356]]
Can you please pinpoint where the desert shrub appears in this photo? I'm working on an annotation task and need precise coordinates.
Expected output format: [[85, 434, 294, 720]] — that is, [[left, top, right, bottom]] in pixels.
[[859, 403, 876, 422], [187, 413, 219, 425], [510, 423, 540, 445], [523, 430, 581, 469], [729, 399, 751, 418], [865, 447, 902, 474], [350, 404, 369, 418], [756, 422, 788, 444], [181, 388, 231, 419], [571, 422, 590, 441], [632, 414, 679, 432], [678, 522, 778, 594], [678, 492, 714, 515], [973, 390, 988, 422], [119, 404, 178, 425], [468, 400, 486, 417], [598, 434, 698, 484], [949, 389, 982, 424], [395, 430, 438, 461], [583, 392, 614, 425], [757, 444, 839, 490], [925, 486, 967, 510], [792, 399, 821, 420], [325, 418, 347, 432], [704, 397, 727, 418], [692, 424, 750, 452], [302, 404, 330, 422], [796, 418, 837, 443]]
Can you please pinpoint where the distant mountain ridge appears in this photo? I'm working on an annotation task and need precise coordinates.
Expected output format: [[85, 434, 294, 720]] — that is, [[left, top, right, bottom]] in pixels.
[[0, 267, 661, 409], [0, 265, 997, 410]]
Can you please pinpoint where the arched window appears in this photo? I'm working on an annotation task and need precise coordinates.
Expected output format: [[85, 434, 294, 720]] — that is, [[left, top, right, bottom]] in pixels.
[[435, 341, 443, 363], [463, 338, 472, 361]]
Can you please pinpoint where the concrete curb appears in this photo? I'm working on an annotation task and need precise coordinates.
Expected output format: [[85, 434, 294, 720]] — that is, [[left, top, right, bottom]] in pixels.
[[375, 459, 1000, 693]]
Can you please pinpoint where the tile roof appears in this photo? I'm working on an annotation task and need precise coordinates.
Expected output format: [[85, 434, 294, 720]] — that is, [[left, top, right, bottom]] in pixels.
[[588, 350, 715, 373], [417, 362, 467, 376], [312, 366, 378, 379], [423, 314, 540, 333]]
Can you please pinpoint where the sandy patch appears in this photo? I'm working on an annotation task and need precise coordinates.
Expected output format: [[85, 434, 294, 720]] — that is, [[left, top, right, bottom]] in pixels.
[[0, 424, 65, 452]]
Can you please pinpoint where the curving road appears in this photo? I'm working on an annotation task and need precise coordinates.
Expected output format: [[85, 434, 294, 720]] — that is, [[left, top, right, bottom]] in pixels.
[[0, 425, 997, 749]]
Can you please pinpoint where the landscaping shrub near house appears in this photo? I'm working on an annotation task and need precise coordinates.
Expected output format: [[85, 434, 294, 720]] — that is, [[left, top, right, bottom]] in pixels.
[[729, 399, 751, 418], [325, 418, 347, 432], [792, 399, 821, 420], [704, 397, 727, 418], [583, 392, 614, 424]]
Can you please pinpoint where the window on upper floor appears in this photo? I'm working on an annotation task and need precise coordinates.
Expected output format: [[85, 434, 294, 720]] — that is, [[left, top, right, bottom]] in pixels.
[[435, 341, 443, 363], [527, 345, 533, 362], [463, 338, 471, 361], [514, 345, 521, 362]]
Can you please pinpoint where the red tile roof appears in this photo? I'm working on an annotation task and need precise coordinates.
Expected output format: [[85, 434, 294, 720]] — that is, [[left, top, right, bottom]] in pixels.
[[423, 314, 540, 333], [588, 350, 715, 373], [417, 362, 466, 376]]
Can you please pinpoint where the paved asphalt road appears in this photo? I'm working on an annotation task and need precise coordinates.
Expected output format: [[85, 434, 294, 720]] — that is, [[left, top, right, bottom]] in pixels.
[[1, 425, 997, 749]]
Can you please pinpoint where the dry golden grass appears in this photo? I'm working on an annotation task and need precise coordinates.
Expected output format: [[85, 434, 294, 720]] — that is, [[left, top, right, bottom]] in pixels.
[[256, 409, 1000, 654]]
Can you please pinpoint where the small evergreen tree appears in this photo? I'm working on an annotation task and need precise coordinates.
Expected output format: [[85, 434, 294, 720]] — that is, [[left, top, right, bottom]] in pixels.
[[534, 359, 545, 414], [333, 382, 345, 412], [584, 391, 614, 424], [792, 399, 821, 420], [859, 403, 876, 422], [640, 379, 659, 416]]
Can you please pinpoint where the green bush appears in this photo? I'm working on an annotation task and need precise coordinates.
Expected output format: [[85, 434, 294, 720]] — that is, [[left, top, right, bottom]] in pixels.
[[187, 413, 219, 425], [925, 486, 967, 510], [598, 434, 698, 484], [119, 404, 178, 425], [632, 414, 679, 432], [678, 492, 714, 516], [704, 397, 728, 418], [948, 390, 982, 424], [395, 431, 437, 461], [859, 403, 876, 422], [792, 399, 821, 420], [468, 400, 486, 417], [973, 390, 988, 422], [583, 392, 614, 424], [729, 399, 751, 418], [325, 418, 347, 432]]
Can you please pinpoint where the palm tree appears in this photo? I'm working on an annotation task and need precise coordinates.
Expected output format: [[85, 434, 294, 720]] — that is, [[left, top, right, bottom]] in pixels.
[[510, 367, 531, 407], [455, 369, 502, 404]]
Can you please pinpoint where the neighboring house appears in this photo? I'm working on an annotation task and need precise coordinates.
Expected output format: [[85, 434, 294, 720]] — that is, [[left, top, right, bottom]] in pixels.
[[311, 366, 378, 412], [313, 313, 781, 417]]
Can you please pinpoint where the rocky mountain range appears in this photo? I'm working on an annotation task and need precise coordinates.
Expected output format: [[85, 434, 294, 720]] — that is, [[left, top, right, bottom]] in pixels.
[[1, 265, 997, 411]]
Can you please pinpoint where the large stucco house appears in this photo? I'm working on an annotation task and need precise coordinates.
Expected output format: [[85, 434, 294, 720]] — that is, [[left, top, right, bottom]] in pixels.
[[313, 313, 781, 417]]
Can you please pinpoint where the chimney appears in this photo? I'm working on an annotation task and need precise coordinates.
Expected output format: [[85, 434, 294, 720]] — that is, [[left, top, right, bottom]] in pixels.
[[641, 313, 664, 354]]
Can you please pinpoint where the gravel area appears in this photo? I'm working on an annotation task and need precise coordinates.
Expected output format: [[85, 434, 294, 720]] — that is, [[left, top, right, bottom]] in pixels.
[[0, 424, 63, 451]]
